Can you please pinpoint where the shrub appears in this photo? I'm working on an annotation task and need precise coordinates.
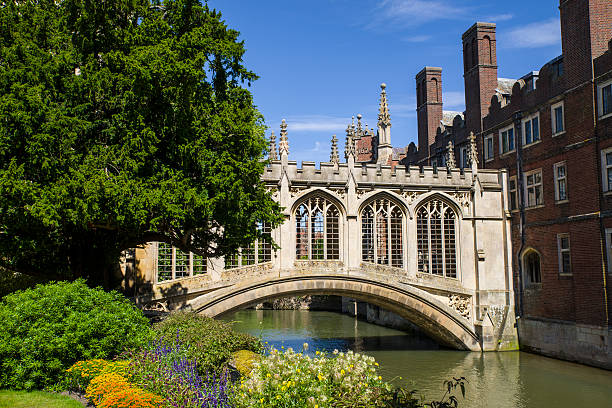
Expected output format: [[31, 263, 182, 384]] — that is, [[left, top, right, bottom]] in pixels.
[[0, 280, 154, 390], [97, 387, 163, 408], [86, 373, 133, 406], [232, 346, 392, 408], [231, 350, 260, 376], [154, 312, 262, 374], [127, 335, 231, 408], [65, 359, 130, 392]]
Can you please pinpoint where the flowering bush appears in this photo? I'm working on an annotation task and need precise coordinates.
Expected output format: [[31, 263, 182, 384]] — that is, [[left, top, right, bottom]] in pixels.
[[127, 335, 231, 408], [86, 373, 133, 406], [65, 359, 110, 392], [65, 359, 131, 392], [153, 312, 262, 375], [231, 346, 392, 408], [97, 387, 163, 408]]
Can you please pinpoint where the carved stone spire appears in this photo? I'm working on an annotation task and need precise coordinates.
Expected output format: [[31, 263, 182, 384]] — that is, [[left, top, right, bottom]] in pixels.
[[330, 134, 339, 164], [356, 114, 363, 134], [469, 131, 478, 167], [377, 83, 391, 128], [447, 141, 456, 169], [344, 124, 355, 160], [269, 130, 278, 160], [278, 119, 289, 156]]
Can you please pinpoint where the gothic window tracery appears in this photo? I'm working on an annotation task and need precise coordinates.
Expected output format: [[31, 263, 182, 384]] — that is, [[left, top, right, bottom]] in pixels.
[[417, 199, 457, 278], [295, 195, 340, 260], [361, 198, 403, 268]]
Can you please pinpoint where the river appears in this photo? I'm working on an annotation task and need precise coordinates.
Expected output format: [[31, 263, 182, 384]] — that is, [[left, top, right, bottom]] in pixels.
[[220, 309, 612, 408]]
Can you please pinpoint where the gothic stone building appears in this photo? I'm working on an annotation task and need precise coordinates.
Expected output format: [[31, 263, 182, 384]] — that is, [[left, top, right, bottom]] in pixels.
[[132, 86, 519, 353]]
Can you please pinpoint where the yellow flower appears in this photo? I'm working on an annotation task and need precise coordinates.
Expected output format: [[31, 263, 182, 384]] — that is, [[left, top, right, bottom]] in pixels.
[[378, 376, 382, 380], [276, 395, 281, 400], [374, 362, 379, 366], [260, 398, 264, 403], [267, 373, 271, 378], [340, 369, 345, 375]]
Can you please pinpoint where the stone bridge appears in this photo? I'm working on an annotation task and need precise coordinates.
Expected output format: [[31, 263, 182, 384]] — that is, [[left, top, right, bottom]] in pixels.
[[131, 105, 518, 352]]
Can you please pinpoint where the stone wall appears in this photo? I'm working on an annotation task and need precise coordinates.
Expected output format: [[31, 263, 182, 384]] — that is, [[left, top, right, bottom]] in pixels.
[[518, 317, 612, 369]]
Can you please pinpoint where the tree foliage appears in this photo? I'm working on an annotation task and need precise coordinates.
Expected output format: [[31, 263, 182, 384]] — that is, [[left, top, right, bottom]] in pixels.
[[0, 0, 282, 284]]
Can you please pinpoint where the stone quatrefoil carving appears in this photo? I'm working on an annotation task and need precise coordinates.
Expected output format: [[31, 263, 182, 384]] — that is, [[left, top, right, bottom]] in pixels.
[[448, 294, 471, 320]]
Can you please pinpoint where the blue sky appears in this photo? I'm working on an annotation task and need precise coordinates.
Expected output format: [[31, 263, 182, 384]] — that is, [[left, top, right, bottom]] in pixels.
[[207, 0, 563, 164]]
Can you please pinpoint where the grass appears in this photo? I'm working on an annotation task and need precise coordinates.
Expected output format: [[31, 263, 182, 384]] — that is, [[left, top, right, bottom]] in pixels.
[[0, 390, 83, 408]]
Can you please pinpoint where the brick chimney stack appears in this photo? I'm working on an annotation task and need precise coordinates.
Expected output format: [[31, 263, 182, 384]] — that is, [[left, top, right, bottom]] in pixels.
[[559, 0, 612, 89], [416, 67, 443, 163], [462, 22, 498, 136]]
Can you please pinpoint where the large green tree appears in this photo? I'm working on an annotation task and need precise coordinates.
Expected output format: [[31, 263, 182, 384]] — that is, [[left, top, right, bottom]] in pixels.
[[0, 0, 282, 286]]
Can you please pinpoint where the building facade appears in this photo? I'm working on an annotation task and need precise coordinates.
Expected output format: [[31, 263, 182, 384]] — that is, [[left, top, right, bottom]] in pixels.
[[407, 0, 612, 368]]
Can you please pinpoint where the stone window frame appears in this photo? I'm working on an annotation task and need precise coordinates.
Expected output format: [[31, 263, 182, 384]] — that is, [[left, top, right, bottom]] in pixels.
[[416, 198, 459, 279], [522, 248, 542, 287], [360, 196, 405, 269], [155, 242, 207, 283], [224, 223, 273, 269], [522, 112, 541, 147], [459, 145, 469, 169], [551, 100, 565, 137], [553, 161, 568, 203], [294, 194, 342, 261], [524, 168, 543, 209], [597, 77, 612, 120], [600, 147, 612, 194], [483, 134, 494, 162], [498, 124, 515, 156], [556, 233, 572, 276]]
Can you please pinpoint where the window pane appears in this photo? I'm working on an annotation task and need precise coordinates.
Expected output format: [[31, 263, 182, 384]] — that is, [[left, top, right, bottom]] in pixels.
[[225, 252, 239, 269], [528, 187, 535, 207], [157, 243, 173, 282], [525, 121, 532, 144], [532, 117, 540, 141], [560, 237, 569, 249], [603, 85, 612, 115], [535, 185, 542, 205], [527, 174, 534, 186], [362, 207, 375, 263], [555, 107, 564, 133], [606, 152, 612, 166], [502, 131, 508, 153], [487, 138, 493, 159], [417, 207, 429, 273], [311, 209, 325, 260], [558, 179, 567, 200], [444, 210, 457, 278], [175, 249, 190, 278], [562, 252, 571, 274], [508, 128, 515, 151], [193, 253, 207, 275], [390, 208, 403, 268], [534, 172, 541, 184], [296, 204, 309, 260], [557, 165, 565, 178], [326, 207, 340, 260]]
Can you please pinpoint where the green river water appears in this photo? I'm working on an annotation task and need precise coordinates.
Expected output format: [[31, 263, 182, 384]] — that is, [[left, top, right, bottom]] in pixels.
[[220, 309, 612, 408]]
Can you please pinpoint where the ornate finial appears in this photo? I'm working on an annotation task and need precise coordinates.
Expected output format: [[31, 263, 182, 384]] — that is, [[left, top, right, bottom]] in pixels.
[[330, 134, 339, 164], [469, 131, 478, 166], [447, 141, 456, 169], [279, 119, 289, 156], [344, 125, 355, 159], [269, 131, 278, 160], [356, 114, 363, 134], [378, 83, 391, 127]]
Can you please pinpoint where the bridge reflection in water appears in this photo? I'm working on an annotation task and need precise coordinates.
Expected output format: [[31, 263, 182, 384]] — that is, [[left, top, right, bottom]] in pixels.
[[222, 309, 612, 408]]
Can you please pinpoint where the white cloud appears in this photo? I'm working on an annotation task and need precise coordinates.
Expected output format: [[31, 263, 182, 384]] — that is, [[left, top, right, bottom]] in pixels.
[[282, 115, 348, 132], [484, 13, 513, 22], [443, 91, 465, 109], [374, 0, 464, 27], [402, 35, 432, 43], [504, 18, 561, 48]]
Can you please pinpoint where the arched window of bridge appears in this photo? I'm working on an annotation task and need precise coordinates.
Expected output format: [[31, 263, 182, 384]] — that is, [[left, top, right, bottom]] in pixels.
[[417, 199, 457, 278], [295, 195, 340, 260], [156, 243, 207, 282], [361, 198, 403, 268], [224, 223, 272, 269]]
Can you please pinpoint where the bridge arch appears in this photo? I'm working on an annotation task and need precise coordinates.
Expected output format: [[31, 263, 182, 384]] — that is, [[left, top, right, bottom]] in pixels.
[[186, 275, 481, 351]]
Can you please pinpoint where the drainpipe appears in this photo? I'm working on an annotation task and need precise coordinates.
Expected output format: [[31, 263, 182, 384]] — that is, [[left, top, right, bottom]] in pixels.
[[514, 111, 525, 318]]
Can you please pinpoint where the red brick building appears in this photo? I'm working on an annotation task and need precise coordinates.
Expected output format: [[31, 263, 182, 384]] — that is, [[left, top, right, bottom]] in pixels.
[[406, 0, 612, 367]]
